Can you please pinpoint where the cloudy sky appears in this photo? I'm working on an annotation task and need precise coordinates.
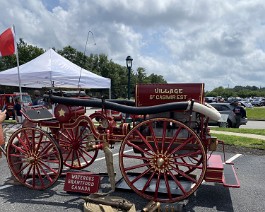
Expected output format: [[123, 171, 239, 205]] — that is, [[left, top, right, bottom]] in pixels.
[[1, 0, 265, 91]]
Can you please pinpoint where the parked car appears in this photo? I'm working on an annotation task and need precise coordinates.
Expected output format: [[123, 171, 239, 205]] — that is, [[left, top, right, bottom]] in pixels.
[[205, 97, 217, 103], [208, 103, 247, 128], [239, 101, 253, 108], [230, 101, 253, 108], [261, 98, 265, 106], [251, 98, 263, 107]]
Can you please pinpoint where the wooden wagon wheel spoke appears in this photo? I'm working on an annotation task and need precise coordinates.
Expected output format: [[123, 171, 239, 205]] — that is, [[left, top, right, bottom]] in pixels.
[[35, 133, 44, 153], [119, 118, 206, 203], [35, 165, 46, 188], [165, 126, 183, 153], [161, 121, 168, 151], [141, 171, 156, 193], [135, 129, 156, 153], [122, 154, 148, 160], [125, 140, 154, 157], [154, 172, 162, 199], [10, 143, 27, 154], [38, 142, 55, 158], [38, 161, 59, 180], [169, 136, 195, 155], [171, 150, 203, 167], [22, 165, 33, 183], [169, 165, 197, 183], [131, 167, 153, 184], [16, 134, 30, 151], [7, 128, 63, 190], [29, 129, 36, 153], [167, 169, 187, 195], [163, 172, 172, 200], [77, 147, 94, 160], [172, 161, 203, 170], [148, 122, 160, 152], [32, 165, 37, 188], [38, 149, 60, 161], [58, 122, 98, 169], [123, 162, 150, 172], [172, 149, 202, 159], [15, 162, 30, 177], [165, 127, 183, 154]]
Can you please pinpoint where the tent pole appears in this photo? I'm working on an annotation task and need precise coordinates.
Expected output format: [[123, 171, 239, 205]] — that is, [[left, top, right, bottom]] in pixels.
[[109, 79, 111, 99]]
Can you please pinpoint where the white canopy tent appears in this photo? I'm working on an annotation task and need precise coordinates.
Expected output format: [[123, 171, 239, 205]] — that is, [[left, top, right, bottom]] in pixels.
[[0, 49, 111, 90]]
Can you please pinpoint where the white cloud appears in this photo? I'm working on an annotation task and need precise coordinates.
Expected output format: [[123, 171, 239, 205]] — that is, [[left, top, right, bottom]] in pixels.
[[1, 0, 265, 91]]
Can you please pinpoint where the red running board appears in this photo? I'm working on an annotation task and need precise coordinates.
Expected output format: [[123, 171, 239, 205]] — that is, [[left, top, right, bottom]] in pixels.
[[222, 163, 240, 188]]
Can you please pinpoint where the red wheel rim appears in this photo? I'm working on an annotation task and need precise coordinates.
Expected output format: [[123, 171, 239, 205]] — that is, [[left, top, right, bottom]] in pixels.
[[6, 128, 63, 190], [119, 118, 206, 203], [58, 122, 98, 169]]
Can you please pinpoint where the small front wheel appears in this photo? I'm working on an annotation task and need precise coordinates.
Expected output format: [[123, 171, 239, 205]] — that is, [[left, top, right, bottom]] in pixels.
[[58, 121, 98, 169], [6, 128, 63, 190]]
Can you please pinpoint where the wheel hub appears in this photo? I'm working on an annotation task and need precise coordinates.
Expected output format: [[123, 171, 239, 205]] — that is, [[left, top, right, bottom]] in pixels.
[[26, 156, 37, 164], [152, 153, 169, 172]]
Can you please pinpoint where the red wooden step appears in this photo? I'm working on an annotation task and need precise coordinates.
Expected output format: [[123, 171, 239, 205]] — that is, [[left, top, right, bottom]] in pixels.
[[205, 154, 223, 183]]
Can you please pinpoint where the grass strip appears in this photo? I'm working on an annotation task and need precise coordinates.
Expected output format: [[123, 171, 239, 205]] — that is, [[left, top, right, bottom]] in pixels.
[[212, 133, 265, 150], [211, 127, 265, 136]]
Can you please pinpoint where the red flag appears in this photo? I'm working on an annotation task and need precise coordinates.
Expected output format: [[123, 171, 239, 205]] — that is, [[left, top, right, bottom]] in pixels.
[[0, 27, 16, 57]]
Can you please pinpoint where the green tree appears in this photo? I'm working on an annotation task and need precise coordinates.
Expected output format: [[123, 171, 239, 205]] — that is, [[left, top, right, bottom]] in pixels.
[[136, 67, 147, 83], [146, 73, 167, 84]]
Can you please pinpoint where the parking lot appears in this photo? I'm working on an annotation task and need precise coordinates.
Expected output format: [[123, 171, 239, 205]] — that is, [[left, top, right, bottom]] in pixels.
[[0, 107, 264, 211], [1, 142, 265, 212]]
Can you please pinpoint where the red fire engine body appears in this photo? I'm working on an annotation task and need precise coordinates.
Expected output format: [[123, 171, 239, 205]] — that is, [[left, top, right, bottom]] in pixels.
[[1, 83, 240, 205]]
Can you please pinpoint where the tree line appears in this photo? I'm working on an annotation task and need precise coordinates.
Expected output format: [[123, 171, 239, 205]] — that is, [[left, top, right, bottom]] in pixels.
[[0, 39, 166, 98], [205, 86, 265, 99]]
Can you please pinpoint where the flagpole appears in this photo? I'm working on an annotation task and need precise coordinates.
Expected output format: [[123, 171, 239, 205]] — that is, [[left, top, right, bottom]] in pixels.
[[12, 25, 22, 102]]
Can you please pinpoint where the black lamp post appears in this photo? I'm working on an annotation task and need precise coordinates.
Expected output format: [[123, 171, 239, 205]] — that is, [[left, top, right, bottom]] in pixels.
[[126, 56, 133, 100]]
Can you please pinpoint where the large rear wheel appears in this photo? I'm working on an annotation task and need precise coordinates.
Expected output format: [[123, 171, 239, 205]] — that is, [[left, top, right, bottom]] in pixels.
[[119, 118, 206, 203]]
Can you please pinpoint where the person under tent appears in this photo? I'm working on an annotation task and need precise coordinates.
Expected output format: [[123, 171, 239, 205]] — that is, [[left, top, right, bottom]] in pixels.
[[32, 90, 44, 106]]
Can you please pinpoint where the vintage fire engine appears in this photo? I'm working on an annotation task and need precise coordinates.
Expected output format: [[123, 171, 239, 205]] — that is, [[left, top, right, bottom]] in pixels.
[[1, 83, 240, 205], [0, 92, 32, 119]]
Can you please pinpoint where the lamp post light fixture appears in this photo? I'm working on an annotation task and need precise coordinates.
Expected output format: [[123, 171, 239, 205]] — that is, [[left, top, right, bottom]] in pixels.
[[126, 56, 133, 100]]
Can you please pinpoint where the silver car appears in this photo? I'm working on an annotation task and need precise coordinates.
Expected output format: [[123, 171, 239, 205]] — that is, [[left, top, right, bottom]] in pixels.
[[209, 103, 247, 128]]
